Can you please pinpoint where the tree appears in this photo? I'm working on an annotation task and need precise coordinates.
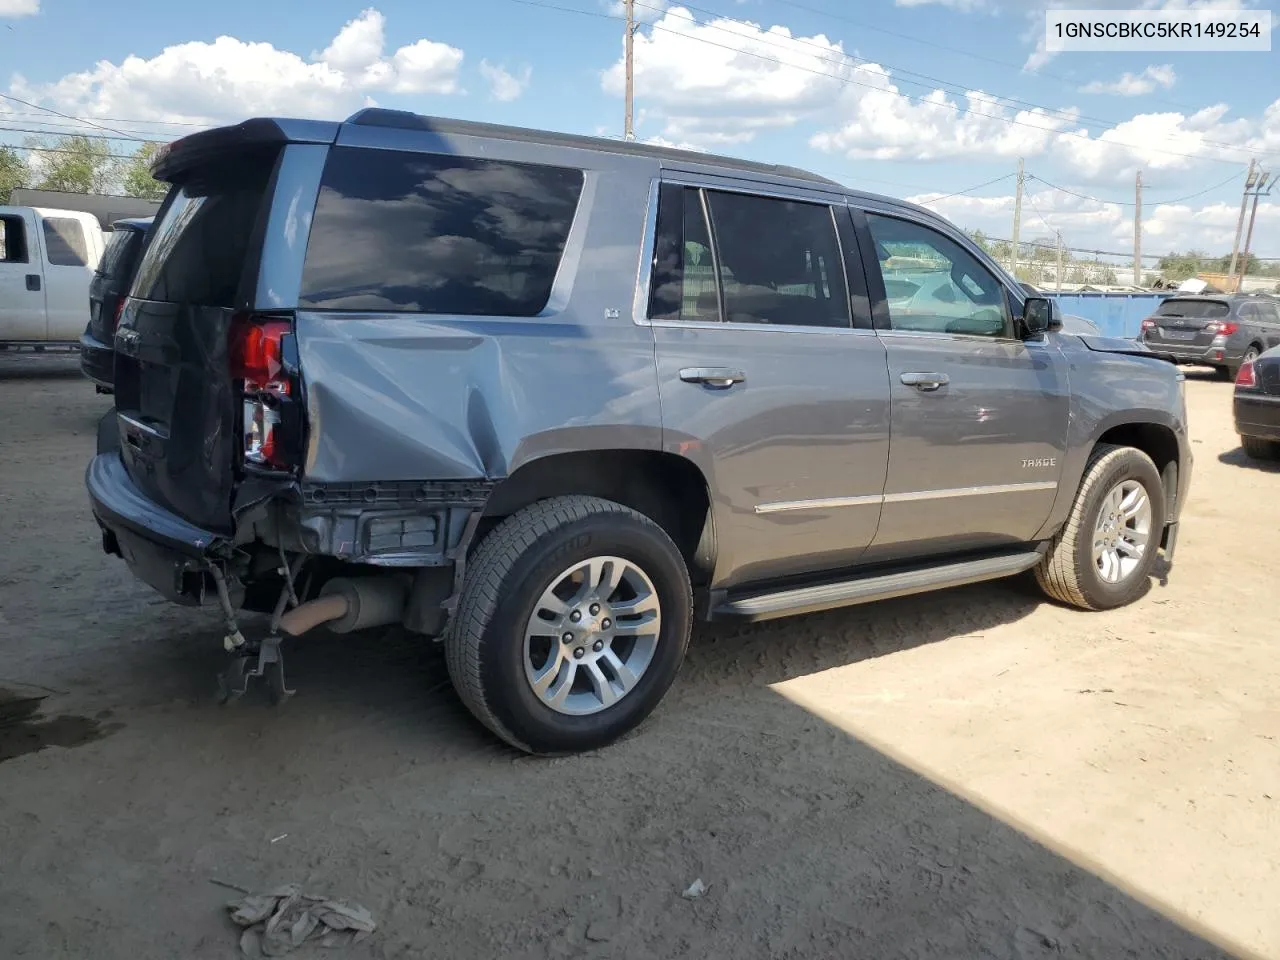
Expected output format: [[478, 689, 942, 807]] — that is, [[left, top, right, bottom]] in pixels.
[[1156, 250, 1207, 283], [32, 135, 121, 194], [122, 142, 167, 200], [0, 146, 30, 203]]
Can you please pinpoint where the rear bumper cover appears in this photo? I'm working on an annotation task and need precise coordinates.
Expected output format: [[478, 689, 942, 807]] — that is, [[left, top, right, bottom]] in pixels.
[[1235, 393, 1280, 442], [86, 436, 223, 604], [79, 332, 115, 389], [1140, 337, 1241, 366]]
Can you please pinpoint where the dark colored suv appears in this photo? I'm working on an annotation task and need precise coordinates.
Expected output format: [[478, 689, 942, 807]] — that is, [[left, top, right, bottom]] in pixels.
[[1139, 293, 1280, 379], [79, 217, 152, 392], [85, 110, 1191, 755]]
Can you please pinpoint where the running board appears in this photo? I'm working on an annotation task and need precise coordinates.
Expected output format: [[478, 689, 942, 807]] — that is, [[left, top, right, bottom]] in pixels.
[[711, 548, 1046, 623]]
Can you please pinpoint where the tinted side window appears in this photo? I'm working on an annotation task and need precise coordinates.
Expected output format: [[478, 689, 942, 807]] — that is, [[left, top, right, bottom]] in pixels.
[[1259, 303, 1280, 323], [132, 153, 277, 307], [865, 213, 1010, 338], [43, 217, 89, 267], [299, 148, 584, 316], [649, 185, 718, 322], [705, 191, 851, 328], [0, 215, 28, 264]]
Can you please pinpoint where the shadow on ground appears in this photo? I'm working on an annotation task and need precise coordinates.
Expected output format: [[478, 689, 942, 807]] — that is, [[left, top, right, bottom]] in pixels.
[[0, 348, 1246, 959]]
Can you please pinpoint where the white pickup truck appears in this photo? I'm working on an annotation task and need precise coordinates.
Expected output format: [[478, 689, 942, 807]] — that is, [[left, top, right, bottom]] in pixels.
[[0, 206, 106, 346]]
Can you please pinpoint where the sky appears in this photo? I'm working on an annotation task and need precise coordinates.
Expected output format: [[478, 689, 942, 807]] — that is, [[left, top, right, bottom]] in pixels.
[[1, 0, 1278, 264]]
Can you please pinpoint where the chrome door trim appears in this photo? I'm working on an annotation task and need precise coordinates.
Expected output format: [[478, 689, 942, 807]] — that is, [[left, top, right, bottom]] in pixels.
[[882, 481, 1058, 504], [756, 480, 1058, 514], [755, 494, 883, 515]]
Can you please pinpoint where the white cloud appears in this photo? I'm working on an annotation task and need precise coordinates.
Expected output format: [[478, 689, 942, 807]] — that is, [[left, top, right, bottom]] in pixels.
[[0, 0, 38, 16], [912, 187, 1279, 262], [1080, 64, 1176, 96], [8, 8, 463, 125], [812, 71, 1077, 161], [601, 6, 856, 146], [479, 60, 531, 102]]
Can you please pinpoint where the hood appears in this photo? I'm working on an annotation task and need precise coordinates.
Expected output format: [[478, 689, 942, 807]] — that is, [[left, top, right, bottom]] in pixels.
[[1077, 335, 1158, 358]]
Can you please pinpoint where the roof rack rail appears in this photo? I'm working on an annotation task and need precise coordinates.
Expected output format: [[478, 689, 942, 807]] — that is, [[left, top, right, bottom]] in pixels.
[[341, 108, 840, 187]]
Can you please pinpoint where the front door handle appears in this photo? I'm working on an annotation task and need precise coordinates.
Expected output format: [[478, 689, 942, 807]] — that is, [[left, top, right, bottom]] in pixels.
[[680, 367, 746, 389], [26, 274, 40, 292], [900, 371, 949, 392]]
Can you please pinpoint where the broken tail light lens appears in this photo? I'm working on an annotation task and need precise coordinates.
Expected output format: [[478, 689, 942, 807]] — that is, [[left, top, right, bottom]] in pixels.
[[229, 315, 301, 471]]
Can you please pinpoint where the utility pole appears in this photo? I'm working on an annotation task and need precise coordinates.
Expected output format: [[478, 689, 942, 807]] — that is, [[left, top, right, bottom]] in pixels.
[[1056, 230, 1064, 292], [1010, 157, 1024, 277], [1227, 159, 1257, 285], [1238, 170, 1274, 291], [624, 0, 636, 141], [1133, 169, 1143, 287]]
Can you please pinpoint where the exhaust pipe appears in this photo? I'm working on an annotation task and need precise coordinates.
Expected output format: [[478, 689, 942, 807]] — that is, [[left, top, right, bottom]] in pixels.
[[278, 576, 408, 638]]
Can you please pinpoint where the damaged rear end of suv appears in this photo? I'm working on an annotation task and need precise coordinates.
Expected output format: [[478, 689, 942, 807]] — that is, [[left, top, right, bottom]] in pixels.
[[88, 112, 641, 734]]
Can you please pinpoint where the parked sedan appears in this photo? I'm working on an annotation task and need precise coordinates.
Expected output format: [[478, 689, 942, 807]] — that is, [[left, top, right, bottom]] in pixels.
[[1233, 344, 1280, 460], [79, 216, 152, 393], [1140, 294, 1280, 380]]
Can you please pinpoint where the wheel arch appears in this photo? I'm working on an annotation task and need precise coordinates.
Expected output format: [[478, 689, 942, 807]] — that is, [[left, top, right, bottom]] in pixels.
[[478, 449, 716, 586], [1093, 420, 1180, 518]]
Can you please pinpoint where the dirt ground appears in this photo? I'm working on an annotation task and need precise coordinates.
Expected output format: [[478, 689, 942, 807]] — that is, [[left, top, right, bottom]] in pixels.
[[1, 351, 1276, 960]]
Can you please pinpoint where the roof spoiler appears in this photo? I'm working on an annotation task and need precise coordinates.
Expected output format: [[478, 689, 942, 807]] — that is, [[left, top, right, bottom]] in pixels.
[[150, 118, 340, 182]]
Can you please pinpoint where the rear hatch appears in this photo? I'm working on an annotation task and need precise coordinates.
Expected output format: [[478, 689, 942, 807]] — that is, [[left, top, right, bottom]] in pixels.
[[111, 147, 284, 534], [1256, 352, 1280, 396], [1143, 298, 1230, 348], [88, 226, 145, 342]]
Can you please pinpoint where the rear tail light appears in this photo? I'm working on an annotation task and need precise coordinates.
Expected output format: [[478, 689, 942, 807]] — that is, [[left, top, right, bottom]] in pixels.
[[110, 298, 126, 335], [1140, 318, 1156, 332], [1235, 359, 1257, 389], [1206, 321, 1239, 336], [228, 314, 302, 471]]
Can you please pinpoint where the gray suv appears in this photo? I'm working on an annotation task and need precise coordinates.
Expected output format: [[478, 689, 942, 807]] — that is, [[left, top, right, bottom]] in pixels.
[[1139, 293, 1280, 379], [86, 110, 1192, 754]]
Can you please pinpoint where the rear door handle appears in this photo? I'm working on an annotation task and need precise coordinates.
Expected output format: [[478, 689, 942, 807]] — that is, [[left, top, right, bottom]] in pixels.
[[900, 371, 949, 392], [680, 367, 746, 389]]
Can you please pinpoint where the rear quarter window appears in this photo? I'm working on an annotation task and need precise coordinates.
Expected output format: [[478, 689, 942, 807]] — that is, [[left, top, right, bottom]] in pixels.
[[43, 217, 90, 267], [298, 147, 584, 316]]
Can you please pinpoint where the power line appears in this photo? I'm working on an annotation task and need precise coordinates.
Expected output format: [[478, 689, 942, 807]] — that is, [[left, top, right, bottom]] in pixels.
[[0, 141, 143, 162], [0, 91, 139, 141], [0, 122, 154, 144], [914, 173, 1016, 203], [634, 0, 1261, 160], [1028, 171, 1247, 207], [494, 0, 1256, 167], [763, 0, 1203, 116]]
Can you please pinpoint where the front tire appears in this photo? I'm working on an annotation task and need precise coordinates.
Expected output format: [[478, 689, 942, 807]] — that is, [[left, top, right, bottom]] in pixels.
[[1241, 435, 1280, 460], [445, 496, 693, 755], [1035, 444, 1165, 611]]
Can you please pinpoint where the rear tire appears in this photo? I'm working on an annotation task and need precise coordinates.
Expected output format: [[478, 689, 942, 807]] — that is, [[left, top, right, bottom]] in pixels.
[[445, 496, 693, 755], [1241, 435, 1280, 460], [1035, 444, 1165, 611]]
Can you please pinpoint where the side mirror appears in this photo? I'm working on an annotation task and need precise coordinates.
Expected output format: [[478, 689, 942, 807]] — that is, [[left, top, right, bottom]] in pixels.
[[1022, 296, 1060, 337]]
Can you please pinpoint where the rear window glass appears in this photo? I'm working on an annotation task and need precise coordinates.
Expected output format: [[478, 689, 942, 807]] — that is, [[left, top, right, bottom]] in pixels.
[[1155, 299, 1229, 319], [43, 217, 89, 267], [299, 147, 584, 316], [131, 153, 277, 307], [97, 228, 141, 279]]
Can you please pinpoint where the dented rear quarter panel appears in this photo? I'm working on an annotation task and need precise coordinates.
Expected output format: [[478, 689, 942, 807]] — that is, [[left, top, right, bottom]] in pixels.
[[288, 142, 665, 484]]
